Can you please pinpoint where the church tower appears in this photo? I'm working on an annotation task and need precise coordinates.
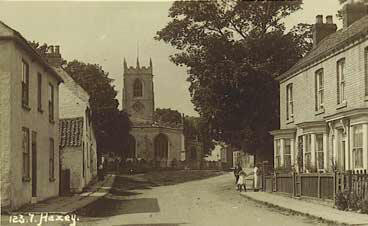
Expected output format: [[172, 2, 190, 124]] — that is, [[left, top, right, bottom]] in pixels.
[[122, 58, 155, 123]]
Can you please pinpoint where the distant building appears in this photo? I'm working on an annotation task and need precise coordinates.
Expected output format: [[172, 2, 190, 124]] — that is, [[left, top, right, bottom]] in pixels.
[[49, 50, 97, 193], [0, 21, 63, 210], [122, 58, 184, 166], [270, 2, 368, 173]]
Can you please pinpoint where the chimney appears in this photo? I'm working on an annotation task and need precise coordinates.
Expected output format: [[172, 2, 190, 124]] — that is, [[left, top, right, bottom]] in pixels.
[[45, 45, 63, 67], [312, 15, 337, 48], [342, 0, 368, 28]]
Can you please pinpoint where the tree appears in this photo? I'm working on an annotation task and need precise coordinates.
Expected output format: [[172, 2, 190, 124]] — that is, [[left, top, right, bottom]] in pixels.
[[336, 0, 368, 20], [184, 116, 214, 157], [64, 60, 132, 155], [154, 108, 182, 127], [156, 0, 312, 161]]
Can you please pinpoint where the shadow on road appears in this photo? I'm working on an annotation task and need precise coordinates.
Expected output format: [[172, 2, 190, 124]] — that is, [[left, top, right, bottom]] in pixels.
[[77, 197, 160, 217], [76, 170, 224, 219]]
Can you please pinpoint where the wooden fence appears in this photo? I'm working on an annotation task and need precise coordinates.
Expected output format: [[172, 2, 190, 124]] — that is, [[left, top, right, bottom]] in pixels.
[[262, 170, 368, 202], [263, 172, 334, 200]]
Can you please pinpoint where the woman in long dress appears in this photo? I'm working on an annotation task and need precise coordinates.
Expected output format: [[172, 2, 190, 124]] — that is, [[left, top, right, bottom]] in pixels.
[[254, 165, 259, 191]]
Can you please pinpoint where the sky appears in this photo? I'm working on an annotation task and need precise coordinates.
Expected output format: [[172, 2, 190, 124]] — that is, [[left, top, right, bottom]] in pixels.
[[0, 0, 342, 117]]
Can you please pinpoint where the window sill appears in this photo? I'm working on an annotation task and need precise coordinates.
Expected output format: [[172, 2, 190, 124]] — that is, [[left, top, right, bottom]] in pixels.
[[22, 104, 31, 112], [49, 119, 55, 124], [364, 96, 368, 102], [49, 177, 56, 182], [315, 108, 325, 116], [336, 101, 347, 110], [22, 176, 31, 182], [38, 108, 43, 114]]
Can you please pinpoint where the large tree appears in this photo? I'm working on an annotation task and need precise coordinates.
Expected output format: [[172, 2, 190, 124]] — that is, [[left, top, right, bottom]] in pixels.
[[64, 60, 131, 155], [156, 0, 312, 161]]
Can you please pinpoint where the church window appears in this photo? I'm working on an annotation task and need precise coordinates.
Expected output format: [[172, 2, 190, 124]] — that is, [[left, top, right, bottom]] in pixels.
[[133, 79, 143, 97]]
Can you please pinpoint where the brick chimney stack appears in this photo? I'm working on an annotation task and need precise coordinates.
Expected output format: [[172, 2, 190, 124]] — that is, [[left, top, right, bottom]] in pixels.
[[45, 45, 64, 67], [312, 15, 337, 48], [342, 0, 368, 28]]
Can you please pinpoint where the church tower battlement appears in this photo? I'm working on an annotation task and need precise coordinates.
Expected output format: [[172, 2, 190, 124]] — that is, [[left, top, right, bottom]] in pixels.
[[122, 58, 155, 124], [124, 58, 153, 75]]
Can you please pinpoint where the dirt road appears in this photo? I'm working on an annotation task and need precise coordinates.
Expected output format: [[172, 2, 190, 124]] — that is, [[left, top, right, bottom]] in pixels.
[[76, 172, 329, 226]]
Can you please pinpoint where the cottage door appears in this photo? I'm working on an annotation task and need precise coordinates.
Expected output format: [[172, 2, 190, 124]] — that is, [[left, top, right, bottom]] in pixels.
[[31, 131, 37, 197]]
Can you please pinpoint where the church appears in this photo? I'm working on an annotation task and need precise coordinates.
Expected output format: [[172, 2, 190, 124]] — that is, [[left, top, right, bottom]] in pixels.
[[122, 58, 185, 167]]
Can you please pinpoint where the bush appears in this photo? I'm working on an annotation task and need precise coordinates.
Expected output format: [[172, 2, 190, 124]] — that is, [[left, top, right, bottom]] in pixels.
[[348, 192, 361, 211], [359, 199, 368, 214], [335, 190, 349, 211]]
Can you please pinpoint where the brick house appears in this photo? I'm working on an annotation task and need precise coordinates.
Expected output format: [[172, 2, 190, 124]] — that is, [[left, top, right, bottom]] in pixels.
[[270, 2, 368, 173], [48, 48, 97, 193], [0, 21, 63, 210]]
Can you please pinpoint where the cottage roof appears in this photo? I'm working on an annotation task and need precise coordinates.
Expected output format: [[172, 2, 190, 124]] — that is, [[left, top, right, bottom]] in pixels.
[[60, 117, 84, 148], [0, 20, 63, 83], [277, 15, 368, 82]]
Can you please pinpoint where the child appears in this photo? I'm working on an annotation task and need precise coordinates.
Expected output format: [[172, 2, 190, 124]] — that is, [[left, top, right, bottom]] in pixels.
[[237, 170, 247, 192]]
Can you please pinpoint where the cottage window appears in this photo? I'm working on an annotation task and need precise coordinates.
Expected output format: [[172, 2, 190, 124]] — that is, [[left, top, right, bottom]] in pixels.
[[315, 69, 324, 110], [353, 125, 363, 169], [48, 84, 54, 122], [284, 139, 291, 169], [337, 59, 346, 104], [304, 134, 312, 171], [286, 84, 293, 120], [49, 138, 55, 180], [22, 127, 30, 180], [315, 134, 324, 170], [133, 79, 143, 97], [22, 60, 29, 107], [365, 47, 368, 96], [275, 140, 281, 168], [37, 73, 42, 112]]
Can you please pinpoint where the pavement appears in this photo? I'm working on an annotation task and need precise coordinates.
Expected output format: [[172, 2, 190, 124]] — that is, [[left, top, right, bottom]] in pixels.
[[241, 190, 368, 225], [13, 174, 115, 214]]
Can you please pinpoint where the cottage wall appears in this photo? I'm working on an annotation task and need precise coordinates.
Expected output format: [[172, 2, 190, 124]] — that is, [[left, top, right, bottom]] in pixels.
[[0, 38, 60, 209], [60, 147, 83, 193]]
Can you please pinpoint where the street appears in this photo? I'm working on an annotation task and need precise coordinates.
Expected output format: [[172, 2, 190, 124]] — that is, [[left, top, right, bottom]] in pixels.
[[74, 172, 330, 226]]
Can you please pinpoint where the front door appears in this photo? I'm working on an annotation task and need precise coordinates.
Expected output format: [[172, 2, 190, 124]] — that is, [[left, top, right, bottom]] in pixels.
[[338, 132, 346, 171], [31, 131, 37, 197]]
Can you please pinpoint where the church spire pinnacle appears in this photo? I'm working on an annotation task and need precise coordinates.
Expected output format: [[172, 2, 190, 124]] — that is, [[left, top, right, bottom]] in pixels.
[[123, 58, 127, 70], [149, 58, 152, 68], [136, 57, 140, 69]]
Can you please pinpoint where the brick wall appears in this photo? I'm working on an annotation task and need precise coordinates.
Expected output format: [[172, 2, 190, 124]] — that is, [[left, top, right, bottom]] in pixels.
[[280, 38, 368, 129]]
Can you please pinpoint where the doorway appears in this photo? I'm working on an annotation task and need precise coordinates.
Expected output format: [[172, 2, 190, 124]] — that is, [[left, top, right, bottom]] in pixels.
[[31, 131, 37, 197], [338, 132, 346, 171]]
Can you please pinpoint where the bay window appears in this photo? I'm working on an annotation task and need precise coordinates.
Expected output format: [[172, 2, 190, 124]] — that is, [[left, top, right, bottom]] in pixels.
[[353, 125, 363, 169]]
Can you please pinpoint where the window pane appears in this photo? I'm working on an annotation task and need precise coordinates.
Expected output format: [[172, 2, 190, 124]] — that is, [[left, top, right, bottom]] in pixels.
[[284, 139, 291, 154]]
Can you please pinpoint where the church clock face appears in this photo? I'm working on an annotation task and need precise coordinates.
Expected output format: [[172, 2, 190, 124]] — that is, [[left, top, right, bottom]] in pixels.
[[132, 101, 145, 113]]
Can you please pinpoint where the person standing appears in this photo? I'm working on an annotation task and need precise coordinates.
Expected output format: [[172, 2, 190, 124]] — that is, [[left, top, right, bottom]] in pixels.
[[233, 164, 242, 184], [254, 164, 260, 191], [237, 171, 247, 192]]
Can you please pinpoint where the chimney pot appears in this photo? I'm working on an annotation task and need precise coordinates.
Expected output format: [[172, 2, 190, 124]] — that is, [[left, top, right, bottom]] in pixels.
[[316, 15, 323, 24], [326, 15, 333, 24]]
